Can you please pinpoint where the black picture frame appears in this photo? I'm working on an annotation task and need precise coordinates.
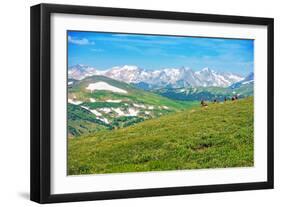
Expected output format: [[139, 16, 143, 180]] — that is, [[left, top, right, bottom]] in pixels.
[[30, 3, 274, 204]]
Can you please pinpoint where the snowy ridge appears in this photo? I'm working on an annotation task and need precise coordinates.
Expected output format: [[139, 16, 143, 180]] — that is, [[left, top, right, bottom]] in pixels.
[[69, 64, 245, 88], [230, 72, 254, 89], [86, 82, 127, 94]]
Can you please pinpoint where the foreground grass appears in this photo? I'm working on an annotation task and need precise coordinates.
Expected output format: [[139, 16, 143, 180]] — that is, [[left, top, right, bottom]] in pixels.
[[68, 97, 254, 175]]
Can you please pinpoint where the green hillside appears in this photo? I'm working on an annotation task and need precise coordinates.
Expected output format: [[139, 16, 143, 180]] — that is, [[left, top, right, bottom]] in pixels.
[[68, 75, 197, 137], [69, 75, 194, 109], [68, 97, 254, 175], [154, 83, 253, 101]]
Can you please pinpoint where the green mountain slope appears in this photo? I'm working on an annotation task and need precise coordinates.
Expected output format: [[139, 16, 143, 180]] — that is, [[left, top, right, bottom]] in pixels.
[[68, 75, 197, 137], [154, 83, 253, 101], [68, 97, 254, 175]]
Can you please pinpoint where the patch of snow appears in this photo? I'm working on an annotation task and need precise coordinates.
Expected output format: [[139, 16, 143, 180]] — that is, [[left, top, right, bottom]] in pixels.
[[68, 99, 82, 105], [86, 81, 127, 94], [127, 108, 139, 116], [81, 106, 102, 116], [96, 117, 110, 124], [162, 106, 169, 110], [112, 108, 126, 116], [81, 106, 89, 110], [90, 98, 96, 102], [158, 105, 169, 110], [213, 74, 231, 86], [133, 103, 146, 109], [111, 107, 140, 117], [202, 67, 210, 72], [228, 74, 243, 82], [68, 81, 73, 85], [99, 108, 112, 113], [148, 106, 154, 110], [90, 109, 102, 116], [106, 99, 122, 103], [242, 80, 254, 85]]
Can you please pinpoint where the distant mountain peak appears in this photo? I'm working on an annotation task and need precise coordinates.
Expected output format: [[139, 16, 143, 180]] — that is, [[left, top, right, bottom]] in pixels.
[[230, 72, 254, 89], [123, 65, 139, 69], [112, 65, 141, 70], [245, 72, 254, 80], [68, 64, 245, 88], [197, 67, 216, 75], [202, 67, 210, 72], [70, 64, 93, 69]]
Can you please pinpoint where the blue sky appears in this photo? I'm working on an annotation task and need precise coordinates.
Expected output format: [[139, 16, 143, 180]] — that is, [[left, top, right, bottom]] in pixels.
[[68, 31, 254, 76]]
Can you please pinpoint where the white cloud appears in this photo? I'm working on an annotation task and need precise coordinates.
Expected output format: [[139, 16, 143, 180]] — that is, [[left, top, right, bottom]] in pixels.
[[68, 36, 95, 45]]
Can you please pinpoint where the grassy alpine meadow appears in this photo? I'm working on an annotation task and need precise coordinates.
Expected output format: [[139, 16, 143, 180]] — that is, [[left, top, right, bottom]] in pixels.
[[68, 97, 254, 175]]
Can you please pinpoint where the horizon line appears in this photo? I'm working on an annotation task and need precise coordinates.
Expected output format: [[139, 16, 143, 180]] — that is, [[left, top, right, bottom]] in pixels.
[[68, 63, 253, 76]]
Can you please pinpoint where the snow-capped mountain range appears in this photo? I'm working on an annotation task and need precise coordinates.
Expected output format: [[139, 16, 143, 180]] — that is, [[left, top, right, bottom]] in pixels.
[[230, 72, 254, 89], [68, 64, 248, 88]]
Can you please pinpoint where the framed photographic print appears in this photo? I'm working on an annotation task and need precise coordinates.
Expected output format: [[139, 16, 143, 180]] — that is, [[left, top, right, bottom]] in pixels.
[[30, 3, 274, 203]]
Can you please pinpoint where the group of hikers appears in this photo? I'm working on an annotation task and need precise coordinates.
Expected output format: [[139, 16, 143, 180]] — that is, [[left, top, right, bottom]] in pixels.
[[200, 94, 239, 107]]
